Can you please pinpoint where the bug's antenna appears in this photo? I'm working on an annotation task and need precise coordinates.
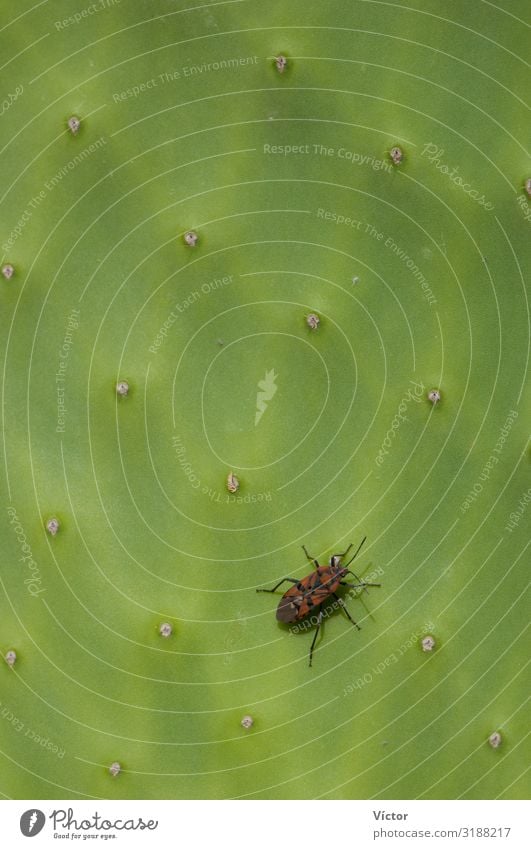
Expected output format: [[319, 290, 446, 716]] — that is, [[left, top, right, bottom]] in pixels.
[[344, 536, 367, 568]]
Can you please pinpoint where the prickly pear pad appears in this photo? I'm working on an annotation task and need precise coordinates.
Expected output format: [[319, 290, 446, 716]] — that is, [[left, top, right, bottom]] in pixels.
[[0, 0, 529, 800]]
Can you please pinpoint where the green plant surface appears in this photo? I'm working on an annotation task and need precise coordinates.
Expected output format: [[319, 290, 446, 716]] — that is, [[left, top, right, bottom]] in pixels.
[[0, 0, 529, 800]]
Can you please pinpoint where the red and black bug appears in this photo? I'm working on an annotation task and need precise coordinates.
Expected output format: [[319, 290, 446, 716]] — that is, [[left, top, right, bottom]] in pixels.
[[256, 537, 380, 666]]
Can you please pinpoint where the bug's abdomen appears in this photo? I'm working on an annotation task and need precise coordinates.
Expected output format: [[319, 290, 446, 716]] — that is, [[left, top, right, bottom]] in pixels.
[[276, 582, 308, 623], [276, 570, 340, 623]]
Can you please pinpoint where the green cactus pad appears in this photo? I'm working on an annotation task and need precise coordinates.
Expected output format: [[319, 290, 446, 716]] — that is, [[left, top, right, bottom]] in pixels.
[[1, 0, 529, 800]]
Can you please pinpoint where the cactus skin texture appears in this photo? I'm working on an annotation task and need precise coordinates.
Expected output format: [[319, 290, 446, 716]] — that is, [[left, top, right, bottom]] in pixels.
[[0, 0, 529, 801]]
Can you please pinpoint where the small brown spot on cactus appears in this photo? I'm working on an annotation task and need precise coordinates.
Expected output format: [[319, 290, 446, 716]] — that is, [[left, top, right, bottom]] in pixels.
[[488, 731, 502, 749], [184, 230, 198, 247], [241, 715, 254, 729], [159, 622, 172, 638], [5, 650, 17, 667], [2, 264, 14, 280], [67, 116, 81, 135], [227, 472, 239, 493], [390, 146, 403, 165], [428, 388, 441, 404], [275, 55, 287, 73], [116, 380, 129, 396], [306, 313, 320, 330], [524, 177, 531, 197], [109, 761, 121, 776], [421, 635, 436, 652], [46, 517, 60, 536]]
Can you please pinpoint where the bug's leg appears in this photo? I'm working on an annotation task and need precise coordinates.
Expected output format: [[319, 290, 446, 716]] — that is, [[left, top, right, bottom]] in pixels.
[[347, 570, 363, 583], [308, 608, 323, 667], [332, 543, 353, 560], [302, 544, 320, 569], [340, 580, 381, 589], [256, 578, 298, 593], [332, 593, 361, 631], [344, 570, 381, 593]]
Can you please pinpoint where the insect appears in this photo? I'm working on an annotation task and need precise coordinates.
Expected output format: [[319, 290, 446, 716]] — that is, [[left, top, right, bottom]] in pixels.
[[257, 537, 380, 666]]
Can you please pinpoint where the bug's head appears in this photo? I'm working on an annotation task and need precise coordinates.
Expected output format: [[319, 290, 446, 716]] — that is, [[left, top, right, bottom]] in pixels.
[[330, 537, 367, 574], [329, 554, 350, 581], [329, 554, 345, 571]]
